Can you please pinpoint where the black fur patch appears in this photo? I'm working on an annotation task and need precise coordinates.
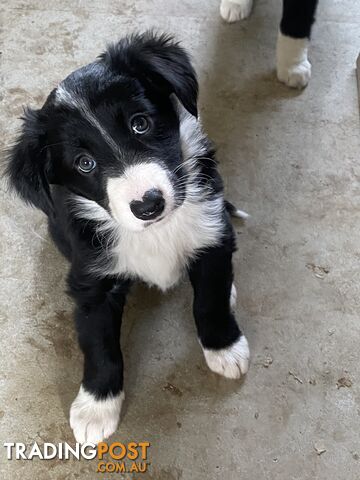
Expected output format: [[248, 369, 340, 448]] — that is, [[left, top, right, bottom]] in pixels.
[[280, 0, 319, 39]]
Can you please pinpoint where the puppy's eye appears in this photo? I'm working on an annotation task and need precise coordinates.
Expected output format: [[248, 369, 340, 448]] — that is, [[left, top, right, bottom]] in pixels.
[[76, 155, 96, 173], [130, 115, 150, 135]]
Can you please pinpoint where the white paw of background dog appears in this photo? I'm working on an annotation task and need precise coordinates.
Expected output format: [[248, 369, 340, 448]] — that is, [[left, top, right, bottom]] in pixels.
[[277, 60, 311, 89], [276, 32, 311, 88], [203, 335, 250, 379], [70, 385, 124, 444], [220, 0, 253, 22]]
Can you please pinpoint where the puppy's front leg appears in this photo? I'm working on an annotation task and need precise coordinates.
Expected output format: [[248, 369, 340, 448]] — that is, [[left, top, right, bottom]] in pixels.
[[68, 270, 130, 444], [188, 233, 249, 379]]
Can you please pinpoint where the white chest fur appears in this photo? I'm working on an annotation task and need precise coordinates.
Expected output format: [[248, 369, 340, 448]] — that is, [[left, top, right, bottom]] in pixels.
[[110, 195, 224, 290]]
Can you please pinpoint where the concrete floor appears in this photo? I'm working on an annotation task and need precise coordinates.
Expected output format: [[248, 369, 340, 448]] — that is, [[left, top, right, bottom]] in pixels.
[[1, 1, 360, 479]]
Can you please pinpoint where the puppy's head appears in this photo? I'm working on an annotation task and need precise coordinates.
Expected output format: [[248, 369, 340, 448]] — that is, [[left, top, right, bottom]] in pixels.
[[7, 32, 198, 231]]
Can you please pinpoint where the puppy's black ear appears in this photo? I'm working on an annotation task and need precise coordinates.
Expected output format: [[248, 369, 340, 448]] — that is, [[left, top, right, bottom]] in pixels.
[[5, 108, 54, 216], [102, 32, 198, 117]]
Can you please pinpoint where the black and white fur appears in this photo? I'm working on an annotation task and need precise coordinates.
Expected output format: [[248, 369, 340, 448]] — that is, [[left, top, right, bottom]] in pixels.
[[6, 33, 249, 444], [220, 0, 319, 88]]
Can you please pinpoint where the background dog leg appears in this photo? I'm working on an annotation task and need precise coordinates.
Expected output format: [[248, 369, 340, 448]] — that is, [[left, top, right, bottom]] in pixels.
[[277, 0, 319, 88]]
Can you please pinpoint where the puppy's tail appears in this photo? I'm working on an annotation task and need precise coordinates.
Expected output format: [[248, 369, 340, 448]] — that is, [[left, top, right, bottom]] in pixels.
[[225, 200, 250, 220]]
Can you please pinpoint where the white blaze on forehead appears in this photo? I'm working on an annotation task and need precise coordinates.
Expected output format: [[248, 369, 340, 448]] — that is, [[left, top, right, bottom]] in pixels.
[[107, 162, 175, 232], [55, 84, 120, 155]]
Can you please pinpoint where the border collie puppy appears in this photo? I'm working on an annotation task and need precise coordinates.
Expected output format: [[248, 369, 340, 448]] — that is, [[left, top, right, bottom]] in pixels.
[[220, 0, 319, 88], [6, 33, 250, 444]]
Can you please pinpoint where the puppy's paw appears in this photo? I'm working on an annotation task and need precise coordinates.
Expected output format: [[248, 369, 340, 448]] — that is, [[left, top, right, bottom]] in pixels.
[[220, 0, 253, 22], [70, 385, 124, 444], [276, 32, 311, 89], [203, 335, 250, 379]]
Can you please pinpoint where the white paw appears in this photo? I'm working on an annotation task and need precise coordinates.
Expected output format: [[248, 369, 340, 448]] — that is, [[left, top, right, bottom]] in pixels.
[[220, 0, 253, 22], [203, 335, 250, 379], [277, 60, 311, 88], [70, 385, 124, 444], [230, 283, 237, 310], [276, 32, 311, 88]]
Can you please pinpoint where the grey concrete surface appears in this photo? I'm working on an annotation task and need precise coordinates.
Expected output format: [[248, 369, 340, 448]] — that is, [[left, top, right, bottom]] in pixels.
[[1, 1, 360, 479]]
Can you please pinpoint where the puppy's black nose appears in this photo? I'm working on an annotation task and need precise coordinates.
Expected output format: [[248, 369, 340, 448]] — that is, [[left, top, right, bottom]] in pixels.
[[130, 188, 165, 221]]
